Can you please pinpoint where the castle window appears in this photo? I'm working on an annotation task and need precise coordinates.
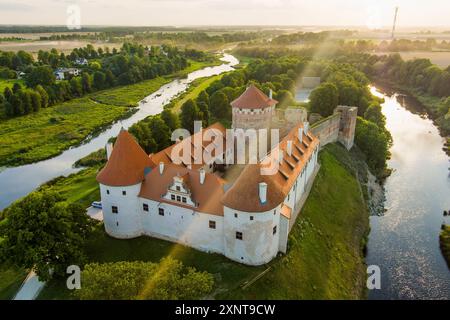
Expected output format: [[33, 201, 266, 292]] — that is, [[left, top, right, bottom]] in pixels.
[[143, 203, 149, 212], [234, 213, 238, 218], [274, 210, 276, 215], [182, 197, 187, 203], [250, 216, 254, 221], [122, 190, 126, 196], [112, 206, 118, 214], [236, 232, 243, 240], [209, 220, 216, 229], [273, 226, 277, 235], [171, 194, 175, 201], [177, 195, 181, 202], [106, 190, 110, 195], [176, 186, 181, 191], [159, 208, 164, 216]]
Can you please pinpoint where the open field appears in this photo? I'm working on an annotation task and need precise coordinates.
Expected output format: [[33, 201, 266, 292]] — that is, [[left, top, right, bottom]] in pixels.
[[170, 74, 223, 113], [0, 40, 121, 56], [35, 143, 369, 299], [0, 59, 219, 167], [0, 97, 130, 167]]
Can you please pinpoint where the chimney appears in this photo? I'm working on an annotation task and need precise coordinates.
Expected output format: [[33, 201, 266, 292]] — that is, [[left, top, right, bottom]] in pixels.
[[199, 168, 206, 185], [106, 142, 113, 160], [304, 122, 309, 135], [298, 127, 303, 143], [159, 162, 164, 175], [259, 182, 267, 204], [269, 89, 273, 100], [286, 140, 292, 156]]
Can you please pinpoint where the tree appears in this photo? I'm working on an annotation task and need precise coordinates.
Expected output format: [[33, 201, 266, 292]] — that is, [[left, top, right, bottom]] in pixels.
[[30, 90, 42, 112], [148, 116, 172, 150], [0, 191, 96, 281], [309, 82, 339, 117], [81, 72, 93, 93], [3, 86, 12, 101], [355, 117, 391, 176], [12, 82, 22, 94], [180, 99, 201, 133], [93, 71, 106, 90], [25, 66, 55, 87], [209, 91, 230, 120], [275, 89, 294, 108], [364, 102, 385, 127], [75, 258, 214, 300], [196, 90, 210, 107], [197, 101, 210, 127]]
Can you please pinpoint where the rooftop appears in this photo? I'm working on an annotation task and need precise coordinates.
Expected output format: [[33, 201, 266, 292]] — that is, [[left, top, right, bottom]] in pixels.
[[230, 84, 278, 109]]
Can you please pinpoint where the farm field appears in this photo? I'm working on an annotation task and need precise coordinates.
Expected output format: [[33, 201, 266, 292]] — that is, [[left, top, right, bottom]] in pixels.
[[376, 51, 450, 68]]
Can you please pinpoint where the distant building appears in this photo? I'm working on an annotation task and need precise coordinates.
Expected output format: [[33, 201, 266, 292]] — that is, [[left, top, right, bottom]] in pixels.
[[54, 68, 80, 80], [74, 58, 88, 66]]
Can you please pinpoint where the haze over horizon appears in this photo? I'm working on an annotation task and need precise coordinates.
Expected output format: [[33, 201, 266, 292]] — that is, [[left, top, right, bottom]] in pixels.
[[1, 0, 450, 29]]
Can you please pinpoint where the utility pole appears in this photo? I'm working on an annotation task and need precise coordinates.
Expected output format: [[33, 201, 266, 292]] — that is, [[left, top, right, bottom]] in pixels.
[[391, 6, 399, 39]]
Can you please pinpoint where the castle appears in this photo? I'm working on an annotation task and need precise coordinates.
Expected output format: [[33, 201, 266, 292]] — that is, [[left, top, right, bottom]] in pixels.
[[96, 85, 357, 266]]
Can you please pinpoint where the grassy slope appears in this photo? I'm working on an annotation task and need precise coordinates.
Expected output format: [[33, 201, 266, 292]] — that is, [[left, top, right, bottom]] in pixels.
[[0, 60, 218, 167], [37, 143, 369, 300], [440, 225, 450, 268]]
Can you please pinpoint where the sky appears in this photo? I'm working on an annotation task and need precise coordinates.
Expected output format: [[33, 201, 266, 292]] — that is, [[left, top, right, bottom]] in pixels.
[[0, 0, 449, 28]]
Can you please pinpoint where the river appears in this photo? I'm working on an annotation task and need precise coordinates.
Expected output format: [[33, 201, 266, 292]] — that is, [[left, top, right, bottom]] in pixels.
[[0, 54, 239, 211], [367, 87, 450, 300]]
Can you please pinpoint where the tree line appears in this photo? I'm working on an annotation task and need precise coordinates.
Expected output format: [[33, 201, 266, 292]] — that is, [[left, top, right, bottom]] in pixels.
[[0, 43, 212, 117]]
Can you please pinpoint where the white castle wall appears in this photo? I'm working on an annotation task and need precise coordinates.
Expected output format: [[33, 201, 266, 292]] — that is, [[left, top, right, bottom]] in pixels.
[[223, 206, 281, 265], [100, 183, 142, 239]]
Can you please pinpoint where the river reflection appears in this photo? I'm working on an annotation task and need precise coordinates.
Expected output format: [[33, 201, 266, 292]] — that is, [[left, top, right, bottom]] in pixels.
[[367, 86, 450, 300]]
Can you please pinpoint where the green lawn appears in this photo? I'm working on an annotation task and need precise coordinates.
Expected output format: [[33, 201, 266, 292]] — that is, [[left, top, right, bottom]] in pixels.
[[36, 143, 369, 300], [0, 98, 131, 166], [0, 79, 25, 92], [440, 224, 450, 268]]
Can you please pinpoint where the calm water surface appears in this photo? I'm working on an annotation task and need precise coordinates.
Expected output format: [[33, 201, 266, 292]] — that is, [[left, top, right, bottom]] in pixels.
[[0, 54, 238, 210], [367, 87, 450, 299]]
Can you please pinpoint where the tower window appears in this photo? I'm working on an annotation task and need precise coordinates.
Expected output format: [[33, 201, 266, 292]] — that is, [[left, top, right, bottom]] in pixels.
[[236, 232, 243, 240], [143, 203, 149, 212], [234, 213, 238, 218], [177, 195, 181, 202], [209, 221, 216, 229], [250, 216, 254, 221], [182, 197, 187, 203], [112, 206, 118, 214], [106, 190, 110, 195], [122, 190, 126, 196], [159, 208, 164, 216], [171, 194, 175, 200], [273, 226, 277, 235], [176, 186, 181, 191]]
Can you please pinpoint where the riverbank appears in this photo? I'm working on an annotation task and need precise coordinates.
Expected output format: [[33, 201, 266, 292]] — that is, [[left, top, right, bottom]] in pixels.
[[440, 225, 450, 268], [0, 59, 219, 167], [373, 80, 450, 156], [27, 143, 370, 299]]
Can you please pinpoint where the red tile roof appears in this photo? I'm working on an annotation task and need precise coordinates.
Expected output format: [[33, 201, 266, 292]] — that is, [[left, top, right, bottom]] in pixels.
[[97, 130, 152, 186], [230, 84, 278, 109], [221, 123, 319, 212]]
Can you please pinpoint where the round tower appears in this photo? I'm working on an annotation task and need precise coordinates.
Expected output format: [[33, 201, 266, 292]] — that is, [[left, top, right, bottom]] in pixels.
[[97, 130, 152, 239]]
